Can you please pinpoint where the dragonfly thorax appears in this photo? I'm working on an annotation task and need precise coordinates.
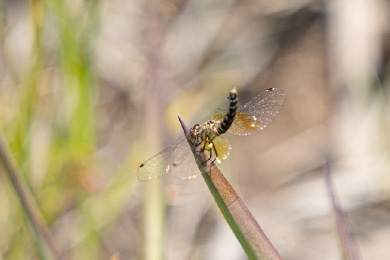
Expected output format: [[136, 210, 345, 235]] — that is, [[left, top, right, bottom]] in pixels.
[[189, 120, 221, 146]]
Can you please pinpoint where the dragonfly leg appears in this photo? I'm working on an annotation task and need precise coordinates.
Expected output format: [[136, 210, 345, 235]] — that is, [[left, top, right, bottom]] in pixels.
[[208, 144, 213, 161], [202, 140, 218, 165], [200, 140, 207, 153], [200, 140, 214, 166], [195, 140, 207, 155], [198, 141, 209, 165], [210, 141, 218, 165]]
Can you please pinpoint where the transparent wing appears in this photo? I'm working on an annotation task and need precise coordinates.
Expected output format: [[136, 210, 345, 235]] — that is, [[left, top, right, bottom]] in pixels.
[[137, 134, 234, 181], [212, 135, 232, 162], [211, 88, 285, 136], [232, 88, 285, 135], [137, 137, 199, 181], [172, 135, 231, 179], [171, 149, 199, 180], [210, 96, 231, 121]]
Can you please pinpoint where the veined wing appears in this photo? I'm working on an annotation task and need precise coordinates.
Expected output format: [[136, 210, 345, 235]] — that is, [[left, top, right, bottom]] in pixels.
[[230, 88, 285, 135], [137, 137, 197, 181], [211, 88, 285, 136], [137, 135, 233, 181], [210, 135, 232, 162], [171, 135, 231, 179]]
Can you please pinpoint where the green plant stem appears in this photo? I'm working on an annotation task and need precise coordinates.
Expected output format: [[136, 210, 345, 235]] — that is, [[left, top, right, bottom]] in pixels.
[[0, 133, 59, 259]]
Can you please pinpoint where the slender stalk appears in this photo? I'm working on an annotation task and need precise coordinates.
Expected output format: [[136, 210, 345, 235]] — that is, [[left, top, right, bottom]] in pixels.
[[0, 134, 59, 259], [325, 162, 360, 260], [178, 115, 281, 260], [143, 10, 166, 260]]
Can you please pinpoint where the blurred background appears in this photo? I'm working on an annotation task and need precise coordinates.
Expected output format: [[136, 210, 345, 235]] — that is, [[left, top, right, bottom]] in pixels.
[[0, 0, 390, 259]]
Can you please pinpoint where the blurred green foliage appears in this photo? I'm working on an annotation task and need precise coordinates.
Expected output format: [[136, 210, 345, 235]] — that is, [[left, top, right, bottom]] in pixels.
[[0, 1, 141, 259]]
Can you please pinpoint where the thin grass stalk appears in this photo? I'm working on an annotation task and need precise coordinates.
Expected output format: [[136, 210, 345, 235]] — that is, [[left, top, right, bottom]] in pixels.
[[178, 115, 281, 260], [143, 12, 166, 260], [0, 133, 59, 259], [325, 162, 360, 260]]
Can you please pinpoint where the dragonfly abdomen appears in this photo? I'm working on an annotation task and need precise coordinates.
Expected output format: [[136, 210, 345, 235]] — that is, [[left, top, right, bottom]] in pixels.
[[217, 88, 238, 135]]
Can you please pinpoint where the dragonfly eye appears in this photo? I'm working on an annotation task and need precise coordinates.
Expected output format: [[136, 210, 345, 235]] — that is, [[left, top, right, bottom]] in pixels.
[[189, 130, 195, 139], [192, 124, 200, 131], [189, 124, 201, 141]]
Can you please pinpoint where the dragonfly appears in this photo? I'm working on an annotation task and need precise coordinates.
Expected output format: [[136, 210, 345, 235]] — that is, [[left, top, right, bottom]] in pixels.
[[137, 87, 285, 181]]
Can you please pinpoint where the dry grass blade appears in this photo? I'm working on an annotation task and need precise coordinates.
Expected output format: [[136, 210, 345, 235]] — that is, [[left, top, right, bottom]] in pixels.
[[178, 115, 281, 260]]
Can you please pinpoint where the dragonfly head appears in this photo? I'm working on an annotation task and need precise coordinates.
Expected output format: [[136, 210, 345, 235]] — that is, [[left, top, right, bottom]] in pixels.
[[189, 124, 202, 145]]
